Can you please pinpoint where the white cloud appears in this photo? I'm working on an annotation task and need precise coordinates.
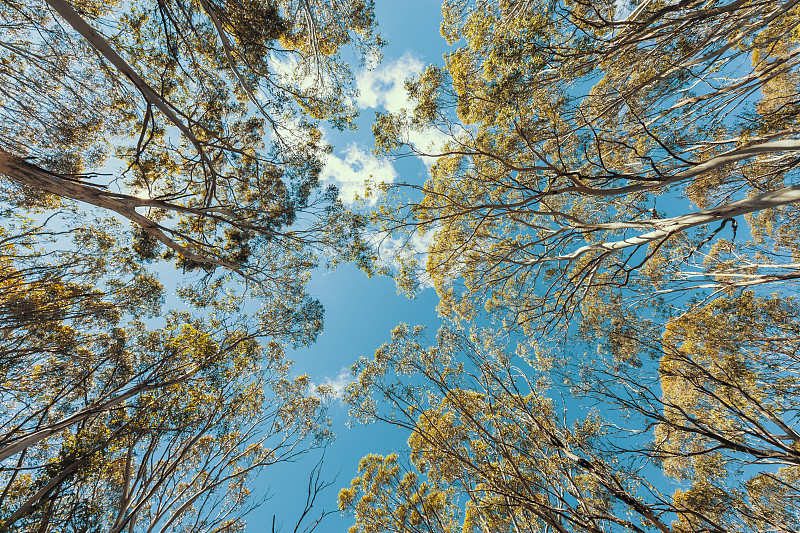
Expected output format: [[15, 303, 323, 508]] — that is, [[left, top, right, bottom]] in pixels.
[[356, 54, 451, 164], [309, 368, 353, 401], [268, 53, 326, 94], [406, 127, 451, 166], [614, 0, 633, 21], [356, 54, 424, 113], [321, 144, 398, 206]]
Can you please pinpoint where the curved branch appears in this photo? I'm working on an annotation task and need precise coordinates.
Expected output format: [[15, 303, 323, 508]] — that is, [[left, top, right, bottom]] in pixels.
[[0, 150, 245, 275], [525, 183, 800, 265]]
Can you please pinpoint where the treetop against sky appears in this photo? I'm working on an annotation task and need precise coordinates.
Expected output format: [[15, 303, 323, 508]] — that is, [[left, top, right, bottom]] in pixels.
[[2, 0, 800, 532]]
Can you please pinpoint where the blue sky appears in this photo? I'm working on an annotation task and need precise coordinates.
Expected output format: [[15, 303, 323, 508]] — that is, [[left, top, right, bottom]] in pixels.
[[245, 2, 451, 531]]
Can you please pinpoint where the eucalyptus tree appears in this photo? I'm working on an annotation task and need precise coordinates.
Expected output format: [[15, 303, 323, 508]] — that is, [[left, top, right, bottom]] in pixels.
[[0, 0, 381, 529], [0, 0, 381, 282], [341, 323, 678, 533], [371, 0, 800, 332], [340, 308, 800, 533], [342, 2, 800, 531], [0, 213, 336, 532]]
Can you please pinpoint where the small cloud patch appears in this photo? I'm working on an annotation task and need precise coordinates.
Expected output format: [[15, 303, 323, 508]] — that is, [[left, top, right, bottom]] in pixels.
[[356, 54, 450, 164], [356, 54, 425, 113], [321, 144, 398, 206], [310, 368, 353, 401]]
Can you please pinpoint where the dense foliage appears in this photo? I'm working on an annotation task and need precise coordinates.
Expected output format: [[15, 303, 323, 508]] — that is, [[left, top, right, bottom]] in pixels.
[[0, 0, 379, 530], [373, 0, 800, 334], [0, 0, 380, 281], [342, 1, 800, 532], [4, 0, 800, 531]]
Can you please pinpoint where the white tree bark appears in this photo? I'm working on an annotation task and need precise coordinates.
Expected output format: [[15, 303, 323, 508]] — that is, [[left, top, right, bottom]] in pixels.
[[527, 184, 800, 265], [0, 150, 242, 273]]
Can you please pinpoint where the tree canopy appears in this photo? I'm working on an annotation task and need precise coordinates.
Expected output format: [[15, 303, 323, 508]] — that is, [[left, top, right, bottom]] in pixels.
[[0, 0, 379, 529], [5, 0, 800, 531], [0, 210, 337, 531], [342, 298, 800, 533], [371, 0, 800, 333], [0, 0, 381, 282], [340, 1, 800, 533]]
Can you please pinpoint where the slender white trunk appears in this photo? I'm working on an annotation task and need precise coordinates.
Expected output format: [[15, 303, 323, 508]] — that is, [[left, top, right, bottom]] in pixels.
[[575, 138, 800, 196], [42, 0, 204, 155], [0, 371, 193, 462], [530, 184, 800, 264], [0, 151, 238, 272]]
